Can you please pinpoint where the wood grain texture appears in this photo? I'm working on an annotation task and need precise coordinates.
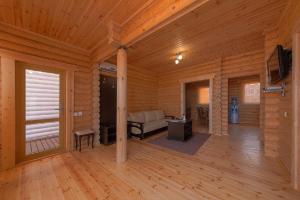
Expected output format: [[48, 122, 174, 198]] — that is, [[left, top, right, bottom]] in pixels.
[[292, 31, 300, 190], [0, 126, 300, 199], [0, 57, 15, 170], [0, 0, 148, 50], [261, 0, 300, 188], [116, 48, 127, 163], [228, 75, 260, 126], [128, 65, 158, 113], [221, 51, 265, 135], [124, 0, 287, 73], [0, 22, 90, 68], [158, 50, 264, 135], [92, 66, 100, 145], [73, 70, 93, 131], [158, 60, 222, 135]]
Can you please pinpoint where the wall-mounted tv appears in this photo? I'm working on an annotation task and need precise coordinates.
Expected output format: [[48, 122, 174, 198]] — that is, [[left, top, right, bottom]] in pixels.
[[267, 45, 291, 84]]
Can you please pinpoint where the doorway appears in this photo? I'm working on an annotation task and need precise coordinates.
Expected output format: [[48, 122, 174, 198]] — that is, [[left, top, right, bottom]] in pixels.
[[228, 75, 261, 126], [227, 75, 262, 154], [99, 74, 117, 144], [185, 80, 210, 133], [16, 62, 66, 162], [181, 75, 213, 134]]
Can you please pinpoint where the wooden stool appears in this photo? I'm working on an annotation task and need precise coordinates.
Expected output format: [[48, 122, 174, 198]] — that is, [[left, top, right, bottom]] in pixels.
[[74, 130, 95, 152]]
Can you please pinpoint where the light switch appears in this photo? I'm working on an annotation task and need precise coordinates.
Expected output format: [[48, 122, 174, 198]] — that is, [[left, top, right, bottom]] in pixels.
[[284, 112, 288, 118]]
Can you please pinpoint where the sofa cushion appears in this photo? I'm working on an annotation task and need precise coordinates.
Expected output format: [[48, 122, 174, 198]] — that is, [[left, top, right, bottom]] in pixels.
[[144, 111, 157, 122], [144, 119, 168, 133], [128, 112, 145, 123], [154, 110, 165, 120]]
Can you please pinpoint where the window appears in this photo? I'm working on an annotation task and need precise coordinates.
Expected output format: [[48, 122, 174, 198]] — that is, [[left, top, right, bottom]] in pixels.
[[198, 87, 209, 104], [243, 82, 260, 104]]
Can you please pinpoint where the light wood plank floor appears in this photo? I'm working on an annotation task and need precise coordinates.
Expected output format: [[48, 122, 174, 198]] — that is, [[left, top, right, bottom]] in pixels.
[[26, 136, 59, 155], [1, 125, 300, 199]]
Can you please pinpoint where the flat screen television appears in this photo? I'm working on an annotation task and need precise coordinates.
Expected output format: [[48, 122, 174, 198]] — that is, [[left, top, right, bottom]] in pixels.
[[267, 45, 291, 84]]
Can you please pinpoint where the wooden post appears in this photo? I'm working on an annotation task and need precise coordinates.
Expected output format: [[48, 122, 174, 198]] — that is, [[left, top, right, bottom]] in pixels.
[[0, 56, 16, 170], [116, 47, 127, 163]]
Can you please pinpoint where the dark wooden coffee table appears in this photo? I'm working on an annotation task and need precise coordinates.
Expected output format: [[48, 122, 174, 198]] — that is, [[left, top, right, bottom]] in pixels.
[[167, 119, 192, 141]]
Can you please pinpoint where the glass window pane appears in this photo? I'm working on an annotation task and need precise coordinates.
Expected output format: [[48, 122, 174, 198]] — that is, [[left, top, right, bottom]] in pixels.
[[244, 83, 260, 104], [198, 87, 209, 104]]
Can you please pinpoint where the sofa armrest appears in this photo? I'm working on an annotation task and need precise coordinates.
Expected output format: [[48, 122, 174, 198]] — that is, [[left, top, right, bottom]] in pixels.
[[165, 115, 176, 119], [127, 121, 145, 139]]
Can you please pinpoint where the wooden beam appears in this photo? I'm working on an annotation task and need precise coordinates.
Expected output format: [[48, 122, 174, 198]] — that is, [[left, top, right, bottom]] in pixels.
[[0, 56, 16, 170], [92, 0, 211, 62], [107, 21, 122, 47], [116, 48, 127, 163], [120, 0, 211, 46]]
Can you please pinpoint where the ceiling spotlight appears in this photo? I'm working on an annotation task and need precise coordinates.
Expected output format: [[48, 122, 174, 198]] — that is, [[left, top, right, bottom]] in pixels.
[[175, 59, 180, 65], [177, 53, 183, 60]]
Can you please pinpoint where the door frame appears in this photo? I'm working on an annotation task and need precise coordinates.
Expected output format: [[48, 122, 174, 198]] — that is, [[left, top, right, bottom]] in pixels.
[[15, 62, 67, 163], [180, 74, 214, 134], [292, 30, 300, 190]]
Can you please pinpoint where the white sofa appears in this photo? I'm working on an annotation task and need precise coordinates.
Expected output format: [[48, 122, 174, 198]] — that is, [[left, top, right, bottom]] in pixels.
[[127, 110, 174, 139]]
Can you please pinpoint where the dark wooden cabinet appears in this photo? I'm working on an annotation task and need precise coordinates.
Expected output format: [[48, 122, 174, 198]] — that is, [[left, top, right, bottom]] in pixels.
[[167, 120, 192, 141], [100, 125, 116, 145]]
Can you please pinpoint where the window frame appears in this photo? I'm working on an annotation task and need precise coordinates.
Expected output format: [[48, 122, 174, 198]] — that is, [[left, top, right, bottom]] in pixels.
[[241, 81, 261, 105], [197, 86, 210, 105]]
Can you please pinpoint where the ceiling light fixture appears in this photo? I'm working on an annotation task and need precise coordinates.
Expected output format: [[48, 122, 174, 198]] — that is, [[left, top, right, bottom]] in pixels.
[[177, 53, 183, 60], [175, 59, 180, 65]]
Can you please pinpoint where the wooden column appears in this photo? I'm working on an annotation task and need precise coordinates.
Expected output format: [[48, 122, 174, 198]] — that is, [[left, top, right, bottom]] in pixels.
[[0, 56, 16, 170], [116, 47, 127, 163]]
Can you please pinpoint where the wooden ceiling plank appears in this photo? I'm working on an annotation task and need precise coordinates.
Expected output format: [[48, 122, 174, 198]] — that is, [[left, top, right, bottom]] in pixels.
[[0, 22, 90, 56], [78, 0, 124, 50], [73, 2, 115, 48], [92, 0, 212, 62], [124, 0, 287, 72], [64, 0, 95, 44], [22, 0, 30, 29]]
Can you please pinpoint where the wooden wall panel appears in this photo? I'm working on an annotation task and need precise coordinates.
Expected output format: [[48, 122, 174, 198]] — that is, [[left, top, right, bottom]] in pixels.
[[262, 29, 281, 158], [73, 70, 93, 131], [221, 50, 264, 135], [127, 65, 158, 113], [263, 29, 293, 168], [262, 0, 300, 171], [0, 62, 1, 169], [228, 75, 260, 126], [158, 50, 264, 135], [158, 61, 222, 135], [0, 57, 15, 170], [0, 23, 90, 68], [92, 67, 100, 145]]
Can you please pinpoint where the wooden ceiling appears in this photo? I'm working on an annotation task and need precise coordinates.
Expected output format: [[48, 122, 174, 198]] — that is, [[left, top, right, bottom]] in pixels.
[[0, 0, 291, 69], [0, 0, 148, 51], [111, 0, 289, 73]]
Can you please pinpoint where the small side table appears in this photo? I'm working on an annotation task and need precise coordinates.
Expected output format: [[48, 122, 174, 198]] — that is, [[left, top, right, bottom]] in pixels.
[[167, 119, 192, 141], [74, 129, 95, 152]]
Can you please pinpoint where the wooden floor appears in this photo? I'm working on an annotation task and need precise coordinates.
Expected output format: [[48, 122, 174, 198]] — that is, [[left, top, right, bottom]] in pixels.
[[26, 136, 59, 155], [1, 125, 300, 199]]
